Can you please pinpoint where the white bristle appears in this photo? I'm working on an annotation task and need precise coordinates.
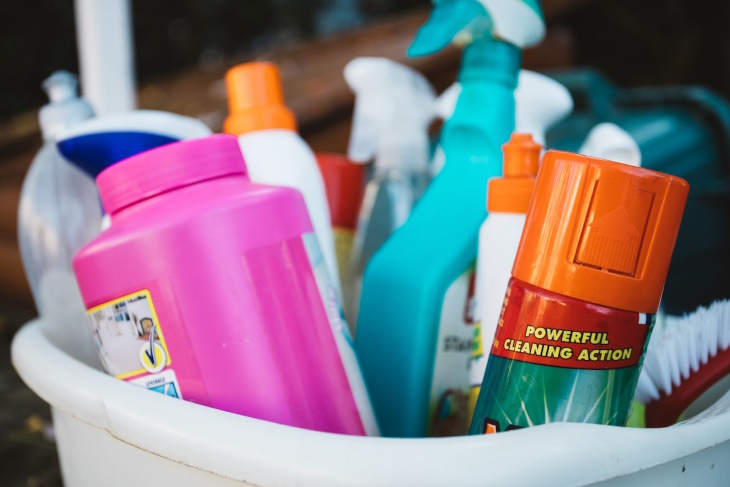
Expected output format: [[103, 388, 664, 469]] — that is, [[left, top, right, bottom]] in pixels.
[[703, 308, 717, 358], [719, 306, 729, 348], [635, 300, 730, 404], [676, 322, 691, 382], [634, 373, 658, 404], [687, 317, 700, 374]]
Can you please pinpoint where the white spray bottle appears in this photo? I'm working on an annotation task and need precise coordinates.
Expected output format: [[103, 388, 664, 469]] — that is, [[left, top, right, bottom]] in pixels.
[[465, 72, 573, 420], [17, 71, 100, 364], [467, 125, 642, 420], [468, 132, 542, 419], [515, 70, 574, 146], [344, 57, 437, 331], [224, 61, 342, 300]]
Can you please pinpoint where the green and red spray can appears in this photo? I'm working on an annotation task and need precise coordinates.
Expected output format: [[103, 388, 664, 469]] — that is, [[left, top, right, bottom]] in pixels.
[[470, 151, 689, 434]]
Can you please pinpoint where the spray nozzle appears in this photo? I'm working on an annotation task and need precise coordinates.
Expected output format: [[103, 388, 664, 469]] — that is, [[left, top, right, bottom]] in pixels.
[[38, 71, 95, 141], [344, 57, 436, 170], [476, 0, 545, 48], [408, 0, 545, 57], [42, 71, 80, 104], [433, 70, 572, 147], [502, 133, 542, 177], [408, 0, 489, 57], [487, 133, 543, 213]]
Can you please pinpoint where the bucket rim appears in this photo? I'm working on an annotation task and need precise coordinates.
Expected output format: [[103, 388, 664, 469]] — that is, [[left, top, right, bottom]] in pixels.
[[11, 319, 730, 486]]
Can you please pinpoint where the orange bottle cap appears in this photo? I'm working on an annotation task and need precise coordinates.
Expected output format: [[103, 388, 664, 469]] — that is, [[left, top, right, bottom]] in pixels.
[[223, 62, 297, 135], [315, 153, 366, 229], [487, 133, 542, 213], [512, 151, 689, 313]]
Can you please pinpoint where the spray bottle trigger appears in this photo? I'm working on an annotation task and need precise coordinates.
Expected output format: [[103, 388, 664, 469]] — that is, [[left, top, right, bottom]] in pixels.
[[347, 99, 381, 163], [407, 0, 489, 57]]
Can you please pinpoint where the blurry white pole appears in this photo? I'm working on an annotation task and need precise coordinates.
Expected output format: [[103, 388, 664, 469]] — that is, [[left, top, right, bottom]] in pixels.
[[74, 0, 136, 115]]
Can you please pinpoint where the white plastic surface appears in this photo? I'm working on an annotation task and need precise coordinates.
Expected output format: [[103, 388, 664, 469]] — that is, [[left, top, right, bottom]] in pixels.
[[470, 213, 526, 391], [74, 0, 135, 115], [12, 317, 730, 486], [476, 0, 545, 48], [238, 129, 341, 298], [56, 109, 213, 143], [18, 74, 100, 363], [579, 122, 642, 167], [515, 70, 573, 146], [18, 143, 101, 300]]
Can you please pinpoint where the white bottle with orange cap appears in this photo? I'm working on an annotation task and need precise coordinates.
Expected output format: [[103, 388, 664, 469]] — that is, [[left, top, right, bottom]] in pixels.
[[468, 133, 542, 419], [224, 62, 341, 298]]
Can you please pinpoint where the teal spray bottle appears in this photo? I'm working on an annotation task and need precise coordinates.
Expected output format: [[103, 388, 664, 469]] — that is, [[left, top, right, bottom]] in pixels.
[[354, 0, 544, 437]]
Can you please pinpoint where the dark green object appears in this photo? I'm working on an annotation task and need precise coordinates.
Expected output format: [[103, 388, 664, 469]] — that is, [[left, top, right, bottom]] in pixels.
[[546, 70, 730, 315]]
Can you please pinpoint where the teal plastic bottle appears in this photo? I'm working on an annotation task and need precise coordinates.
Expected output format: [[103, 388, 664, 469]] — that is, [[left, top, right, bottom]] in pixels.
[[355, 23, 525, 437]]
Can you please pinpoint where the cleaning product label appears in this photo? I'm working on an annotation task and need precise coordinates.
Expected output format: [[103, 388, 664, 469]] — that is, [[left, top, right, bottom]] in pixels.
[[303, 233, 380, 436], [333, 226, 358, 332], [469, 319, 486, 418], [333, 227, 355, 282], [86, 290, 179, 394], [129, 369, 183, 399], [470, 278, 655, 434], [427, 264, 477, 437]]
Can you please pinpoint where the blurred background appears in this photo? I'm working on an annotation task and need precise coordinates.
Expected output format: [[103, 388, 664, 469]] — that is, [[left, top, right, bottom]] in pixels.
[[1, 0, 729, 485]]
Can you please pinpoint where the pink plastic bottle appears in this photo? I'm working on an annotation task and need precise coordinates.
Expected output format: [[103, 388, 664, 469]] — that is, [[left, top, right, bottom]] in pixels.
[[73, 134, 378, 436]]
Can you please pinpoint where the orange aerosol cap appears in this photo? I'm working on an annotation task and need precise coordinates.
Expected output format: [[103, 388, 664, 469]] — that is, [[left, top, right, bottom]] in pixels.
[[512, 151, 689, 313], [224, 62, 297, 135], [487, 133, 542, 213]]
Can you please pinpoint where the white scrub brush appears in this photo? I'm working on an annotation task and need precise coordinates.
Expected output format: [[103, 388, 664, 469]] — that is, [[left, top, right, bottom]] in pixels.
[[635, 299, 730, 427]]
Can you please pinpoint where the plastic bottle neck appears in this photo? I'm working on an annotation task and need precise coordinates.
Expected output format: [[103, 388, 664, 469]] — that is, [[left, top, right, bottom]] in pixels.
[[39, 72, 94, 141], [458, 38, 521, 88]]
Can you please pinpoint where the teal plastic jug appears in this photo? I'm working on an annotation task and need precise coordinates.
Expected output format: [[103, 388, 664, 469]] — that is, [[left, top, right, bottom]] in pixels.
[[355, 37, 521, 438]]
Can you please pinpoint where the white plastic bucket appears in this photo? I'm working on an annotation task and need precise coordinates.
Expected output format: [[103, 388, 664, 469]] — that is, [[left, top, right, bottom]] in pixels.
[[11, 318, 730, 486]]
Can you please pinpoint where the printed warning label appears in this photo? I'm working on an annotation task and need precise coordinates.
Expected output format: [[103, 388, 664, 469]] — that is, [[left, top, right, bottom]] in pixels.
[[427, 265, 476, 437], [129, 369, 183, 399], [490, 280, 651, 370], [86, 290, 172, 380], [469, 278, 656, 434]]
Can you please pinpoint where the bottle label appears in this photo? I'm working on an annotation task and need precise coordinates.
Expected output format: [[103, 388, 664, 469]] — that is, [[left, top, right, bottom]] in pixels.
[[86, 290, 183, 399], [302, 233, 380, 436], [427, 264, 477, 436], [333, 227, 355, 286], [470, 278, 655, 434], [332, 226, 358, 333], [468, 319, 485, 419]]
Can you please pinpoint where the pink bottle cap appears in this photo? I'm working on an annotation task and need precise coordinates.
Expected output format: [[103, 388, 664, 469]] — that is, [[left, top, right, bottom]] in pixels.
[[97, 134, 246, 215]]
